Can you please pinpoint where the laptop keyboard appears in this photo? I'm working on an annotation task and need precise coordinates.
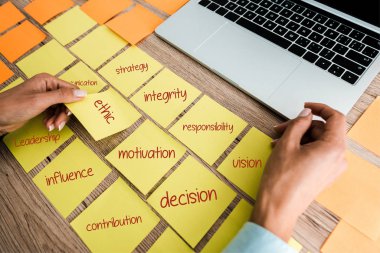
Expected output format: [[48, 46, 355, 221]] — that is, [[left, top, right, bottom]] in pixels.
[[198, 0, 380, 85]]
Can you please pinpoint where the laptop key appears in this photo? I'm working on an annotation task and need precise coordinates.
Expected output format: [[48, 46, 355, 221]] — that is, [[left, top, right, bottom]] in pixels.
[[255, 7, 268, 15], [346, 50, 371, 66], [302, 9, 316, 19], [312, 23, 327, 34], [295, 36, 310, 47], [289, 44, 306, 56], [362, 46, 379, 58], [313, 14, 327, 24], [328, 64, 344, 77], [315, 57, 331, 70], [286, 21, 300, 31], [332, 44, 349, 55], [325, 29, 339, 40], [236, 0, 249, 6], [260, 0, 272, 8], [332, 55, 365, 75], [253, 16, 266, 25], [362, 36, 380, 50], [271, 0, 284, 4], [263, 20, 277, 30], [309, 32, 323, 43], [266, 11, 279, 21], [349, 41, 365, 52], [225, 12, 240, 21], [207, 3, 219, 11], [308, 42, 322, 54], [291, 4, 305, 13], [246, 2, 259, 11], [279, 9, 293, 18], [290, 13, 303, 22], [337, 24, 352, 35], [236, 18, 292, 48], [211, 0, 229, 6], [284, 31, 298, 41], [216, 7, 229, 16], [301, 18, 315, 28], [303, 51, 318, 63], [226, 2, 237, 10], [319, 48, 335, 60], [321, 38, 335, 49], [199, 0, 211, 7], [273, 26, 288, 36], [275, 16, 289, 26], [336, 35, 352, 46], [297, 26, 311, 37], [325, 19, 339, 29], [243, 11, 256, 20], [234, 6, 247, 15], [281, 0, 294, 9], [342, 71, 359, 85], [251, 0, 262, 3], [269, 4, 283, 13], [349, 30, 365, 40]]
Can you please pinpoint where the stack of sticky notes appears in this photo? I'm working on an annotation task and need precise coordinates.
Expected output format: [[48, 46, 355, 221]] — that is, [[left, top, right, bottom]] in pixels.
[[318, 98, 380, 252]]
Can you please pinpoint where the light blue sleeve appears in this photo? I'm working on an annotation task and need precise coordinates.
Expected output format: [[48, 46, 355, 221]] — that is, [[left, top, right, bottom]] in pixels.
[[223, 222, 297, 253]]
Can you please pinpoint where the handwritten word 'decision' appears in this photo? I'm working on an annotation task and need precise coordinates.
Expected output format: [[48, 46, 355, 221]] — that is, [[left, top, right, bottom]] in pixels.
[[233, 157, 263, 169], [86, 215, 142, 232], [94, 99, 115, 124], [160, 188, 218, 208], [45, 168, 94, 186], [116, 63, 149, 74], [143, 88, 187, 104], [14, 133, 61, 147], [118, 147, 176, 159]]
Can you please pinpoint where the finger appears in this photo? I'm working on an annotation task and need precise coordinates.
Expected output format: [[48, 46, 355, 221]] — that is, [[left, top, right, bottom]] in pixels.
[[45, 106, 61, 131], [36, 88, 87, 110], [274, 121, 290, 134], [279, 108, 313, 148], [32, 73, 79, 92], [304, 102, 346, 140], [53, 107, 69, 131], [310, 120, 325, 140]]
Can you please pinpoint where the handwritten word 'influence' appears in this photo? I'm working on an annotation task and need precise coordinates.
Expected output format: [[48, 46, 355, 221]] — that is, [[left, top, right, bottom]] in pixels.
[[118, 147, 175, 159], [45, 168, 94, 186], [116, 63, 149, 74], [14, 133, 61, 147], [160, 188, 218, 208], [71, 80, 98, 86], [143, 88, 187, 104], [233, 157, 262, 168], [94, 100, 115, 124], [86, 215, 142, 232], [182, 122, 234, 134]]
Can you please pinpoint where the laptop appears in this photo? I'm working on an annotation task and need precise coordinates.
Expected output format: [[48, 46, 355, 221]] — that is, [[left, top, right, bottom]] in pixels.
[[155, 0, 380, 118]]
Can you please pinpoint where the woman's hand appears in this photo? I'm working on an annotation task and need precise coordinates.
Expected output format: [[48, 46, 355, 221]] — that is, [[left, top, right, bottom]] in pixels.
[[0, 73, 87, 133], [251, 103, 347, 241]]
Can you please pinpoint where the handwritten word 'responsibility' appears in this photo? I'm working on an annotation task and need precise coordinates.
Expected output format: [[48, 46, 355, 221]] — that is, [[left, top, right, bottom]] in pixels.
[[94, 99, 115, 124], [14, 133, 61, 147], [86, 215, 142, 232], [182, 122, 234, 134], [116, 63, 149, 74], [143, 88, 187, 104]]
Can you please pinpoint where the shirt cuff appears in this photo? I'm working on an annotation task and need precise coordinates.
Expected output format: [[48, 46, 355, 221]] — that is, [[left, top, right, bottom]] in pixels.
[[223, 222, 297, 253]]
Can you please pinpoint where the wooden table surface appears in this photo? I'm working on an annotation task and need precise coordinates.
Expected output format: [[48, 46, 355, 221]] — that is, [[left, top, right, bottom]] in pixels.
[[0, 0, 379, 252]]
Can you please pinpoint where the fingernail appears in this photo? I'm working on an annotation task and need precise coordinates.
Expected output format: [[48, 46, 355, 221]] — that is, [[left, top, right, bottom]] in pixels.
[[298, 108, 312, 117], [48, 124, 55, 132], [58, 122, 66, 131], [271, 139, 279, 144], [74, 89, 87, 98], [67, 111, 72, 116]]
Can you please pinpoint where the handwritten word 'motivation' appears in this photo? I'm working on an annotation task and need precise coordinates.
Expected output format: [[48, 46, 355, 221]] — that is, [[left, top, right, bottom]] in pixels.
[[86, 215, 142, 232], [182, 122, 234, 134], [233, 157, 262, 168], [94, 100, 115, 124], [71, 80, 98, 86], [160, 188, 218, 208], [116, 63, 149, 74], [45, 168, 94, 186], [143, 88, 187, 104], [14, 133, 61, 147], [118, 147, 175, 159]]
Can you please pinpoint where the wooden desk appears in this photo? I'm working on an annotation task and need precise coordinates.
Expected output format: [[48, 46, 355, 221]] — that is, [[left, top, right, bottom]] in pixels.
[[1, 1, 379, 252]]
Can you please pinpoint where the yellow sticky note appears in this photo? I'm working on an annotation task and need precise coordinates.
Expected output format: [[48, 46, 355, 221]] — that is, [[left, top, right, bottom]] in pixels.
[[201, 199, 253, 253], [148, 227, 193, 253], [169, 96, 247, 165], [59, 62, 107, 93], [131, 68, 202, 127], [348, 97, 380, 156], [66, 88, 141, 141], [148, 156, 236, 247], [99, 46, 162, 97], [321, 221, 380, 253], [44, 6, 96, 45], [71, 178, 160, 253], [0, 77, 24, 93], [288, 238, 303, 252], [17, 40, 75, 78], [317, 152, 380, 240], [106, 120, 186, 195], [3, 114, 73, 172], [70, 26, 126, 69], [217, 128, 272, 199], [33, 139, 111, 217]]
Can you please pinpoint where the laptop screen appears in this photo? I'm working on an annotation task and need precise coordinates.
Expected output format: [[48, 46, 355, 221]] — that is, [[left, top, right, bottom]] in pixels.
[[314, 0, 380, 28]]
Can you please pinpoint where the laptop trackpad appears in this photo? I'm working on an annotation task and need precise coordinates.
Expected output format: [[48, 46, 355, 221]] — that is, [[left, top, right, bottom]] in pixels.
[[194, 23, 301, 99]]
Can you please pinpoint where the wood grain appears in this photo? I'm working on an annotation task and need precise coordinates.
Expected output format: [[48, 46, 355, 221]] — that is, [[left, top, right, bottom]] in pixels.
[[0, 0, 379, 252]]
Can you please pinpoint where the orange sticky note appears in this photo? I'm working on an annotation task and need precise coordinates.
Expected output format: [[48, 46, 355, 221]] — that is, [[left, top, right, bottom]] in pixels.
[[0, 21, 46, 62], [317, 152, 380, 240], [106, 4, 163, 44], [24, 0, 74, 24], [0, 2, 25, 33], [321, 221, 380, 253], [145, 0, 189, 15], [81, 0, 133, 24], [348, 97, 380, 156], [0, 61, 13, 84]]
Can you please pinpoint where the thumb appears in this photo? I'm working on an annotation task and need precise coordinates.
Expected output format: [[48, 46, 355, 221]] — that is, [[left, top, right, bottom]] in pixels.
[[280, 108, 313, 147], [36, 88, 87, 109]]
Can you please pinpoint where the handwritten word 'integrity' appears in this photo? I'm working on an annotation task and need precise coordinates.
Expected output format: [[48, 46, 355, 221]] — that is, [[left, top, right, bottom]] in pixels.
[[86, 215, 142, 232], [45, 168, 94, 186], [182, 122, 234, 134], [143, 88, 187, 104], [118, 147, 175, 159], [160, 188, 217, 208], [116, 63, 149, 74], [14, 133, 60, 147], [94, 100, 115, 124]]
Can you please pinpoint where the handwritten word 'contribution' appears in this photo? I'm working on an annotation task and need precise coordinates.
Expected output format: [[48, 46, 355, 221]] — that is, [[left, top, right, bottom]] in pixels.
[[86, 215, 142, 232], [14, 133, 61, 147], [182, 122, 234, 134], [143, 88, 187, 103], [94, 99, 115, 124], [118, 147, 176, 159], [160, 188, 218, 208], [116, 63, 149, 74], [45, 168, 94, 186]]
